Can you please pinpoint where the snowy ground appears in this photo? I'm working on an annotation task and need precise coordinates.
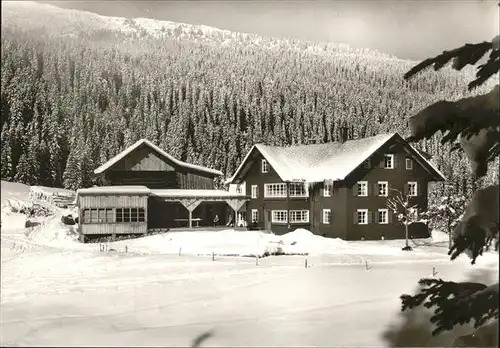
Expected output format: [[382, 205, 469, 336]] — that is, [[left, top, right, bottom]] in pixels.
[[1, 180, 498, 347]]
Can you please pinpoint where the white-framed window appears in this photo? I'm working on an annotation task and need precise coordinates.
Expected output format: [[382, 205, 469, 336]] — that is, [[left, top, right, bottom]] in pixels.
[[236, 185, 242, 194], [289, 210, 309, 223], [357, 209, 368, 225], [251, 209, 259, 223], [264, 183, 287, 198], [251, 185, 258, 199], [261, 159, 268, 173], [408, 181, 418, 196], [384, 154, 394, 169], [323, 209, 331, 224], [378, 209, 388, 224], [271, 210, 288, 224], [378, 181, 388, 197], [115, 208, 145, 223], [357, 181, 368, 196], [289, 182, 308, 197], [406, 158, 413, 170], [323, 182, 332, 197], [363, 159, 371, 169]]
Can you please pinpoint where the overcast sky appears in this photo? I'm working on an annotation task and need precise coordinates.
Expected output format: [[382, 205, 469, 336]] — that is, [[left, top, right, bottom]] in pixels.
[[42, 0, 499, 60]]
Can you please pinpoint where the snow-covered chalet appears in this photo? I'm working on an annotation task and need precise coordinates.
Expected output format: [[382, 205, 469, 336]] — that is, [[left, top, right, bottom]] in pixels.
[[226, 132, 446, 240], [75, 139, 248, 242]]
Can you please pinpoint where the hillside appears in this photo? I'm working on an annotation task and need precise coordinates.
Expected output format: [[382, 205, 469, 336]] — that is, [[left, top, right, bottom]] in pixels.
[[1, 1, 498, 197]]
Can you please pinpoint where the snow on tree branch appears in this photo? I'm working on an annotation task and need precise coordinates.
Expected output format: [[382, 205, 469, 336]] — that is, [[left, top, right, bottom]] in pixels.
[[400, 278, 499, 336], [404, 86, 499, 177], [404, 35, 499, 91], [449, 185, 499, 265]]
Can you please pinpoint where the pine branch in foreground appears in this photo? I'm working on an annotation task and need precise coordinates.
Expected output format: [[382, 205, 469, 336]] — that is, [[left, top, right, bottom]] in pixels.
[[404, 35, 499, 91], [401, 279, 499, 336]]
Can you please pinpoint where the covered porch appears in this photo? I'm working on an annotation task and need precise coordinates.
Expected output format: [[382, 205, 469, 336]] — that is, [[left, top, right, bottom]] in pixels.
[[148, 189, 249, 230]]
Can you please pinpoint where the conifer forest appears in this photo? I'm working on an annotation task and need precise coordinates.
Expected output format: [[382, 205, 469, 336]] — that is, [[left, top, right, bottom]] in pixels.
[[1, 17, 498, 200]]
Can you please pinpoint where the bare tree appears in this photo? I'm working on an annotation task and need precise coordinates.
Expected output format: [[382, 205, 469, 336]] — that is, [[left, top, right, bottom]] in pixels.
[[386, 188, 420, 251]]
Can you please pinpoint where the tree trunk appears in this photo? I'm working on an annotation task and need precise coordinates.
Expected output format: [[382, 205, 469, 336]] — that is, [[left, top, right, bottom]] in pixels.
[[405, 223, 409, 248], [447, 218, 452, 249], [405, 207, 409, 247]]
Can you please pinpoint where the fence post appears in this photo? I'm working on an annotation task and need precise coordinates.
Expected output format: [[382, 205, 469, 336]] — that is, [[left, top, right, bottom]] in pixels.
[[256, 254, 259, 266], [305, 256, 308, 268], [125, 245, 128, 254], [179, 247, 182, 256], [212, 252, 215, 261]]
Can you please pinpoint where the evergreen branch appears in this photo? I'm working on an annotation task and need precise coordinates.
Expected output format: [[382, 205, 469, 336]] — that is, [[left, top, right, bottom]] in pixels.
[[400, 279, 498, 336], [449, 185, 499, 264], [404, 40, 494, 80], [469, 59, 500, 91]]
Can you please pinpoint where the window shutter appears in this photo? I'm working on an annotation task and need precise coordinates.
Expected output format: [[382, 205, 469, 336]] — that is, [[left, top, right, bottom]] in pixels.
[[353, 211, 357, 224], [368, 211, 373, 224], [366, 183, 371, 196], [416, 182, 419, 196], [257, 186, 259, 198], [404, 183, 409, 195], [374, 183, 378, 196], [375, 211, 379, 224], [380, 159, 385, 168], [353, 186, 358, 196], [393, 155, 397, 169], [388, 211, 393, 223]]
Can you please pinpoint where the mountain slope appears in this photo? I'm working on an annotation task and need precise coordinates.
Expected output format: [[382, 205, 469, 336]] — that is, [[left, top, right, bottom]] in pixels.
[[1, 1, 497, 199], [2, 1, 402, 60]]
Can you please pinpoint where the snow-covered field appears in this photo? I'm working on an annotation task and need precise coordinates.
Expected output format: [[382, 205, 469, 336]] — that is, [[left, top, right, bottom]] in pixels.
[[1, 180, 498, 347]]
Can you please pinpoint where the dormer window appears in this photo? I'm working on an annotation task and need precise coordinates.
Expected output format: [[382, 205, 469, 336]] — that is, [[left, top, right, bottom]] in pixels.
[[384, 154, 394, 169], [363, 159, 371, 169], [261, 159, 268, 173]]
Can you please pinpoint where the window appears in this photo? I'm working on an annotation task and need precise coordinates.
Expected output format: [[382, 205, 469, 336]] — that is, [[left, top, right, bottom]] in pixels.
[[251, 209, 259, 223], [357, 209, 368, 225], [323, 209, 331, 224], [363, 159, 371, 169], [357, 181, 368, 196], [384, 154, 394, 169], [251, 185, 258, 199], [116, 208, 146, 222], [406, 158, 413, 170], [261, 159, 268, 173], [271, 210, 288, 224], [378, 209, 388, 224], [378, 181, 388, 197], [289, 210, 309, 223], [264, 183, 287, 198], [408, 181, 418, 196], [323, 182, 332, 197], [82, 208, 114, 223], [83, 209, 91, 223], [236, 185, 242, 194], [289, 183, 308, 197]]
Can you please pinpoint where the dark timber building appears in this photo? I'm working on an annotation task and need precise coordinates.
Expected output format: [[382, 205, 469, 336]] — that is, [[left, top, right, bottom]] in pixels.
[[226, 133, 446, 240], [76, 139, 248, 242]]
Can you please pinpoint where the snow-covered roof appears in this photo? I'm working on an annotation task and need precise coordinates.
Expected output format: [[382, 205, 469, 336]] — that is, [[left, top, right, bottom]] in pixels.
[[150, 189, 248, 199], [76, 186, 151, 195], [228, 133, 446, 184], [93, 139, 223, 177]]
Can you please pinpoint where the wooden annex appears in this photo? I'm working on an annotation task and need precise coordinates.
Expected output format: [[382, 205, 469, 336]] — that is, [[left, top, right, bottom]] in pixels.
[[227, 133, 446, 240], [76, 139, 248, 242]]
